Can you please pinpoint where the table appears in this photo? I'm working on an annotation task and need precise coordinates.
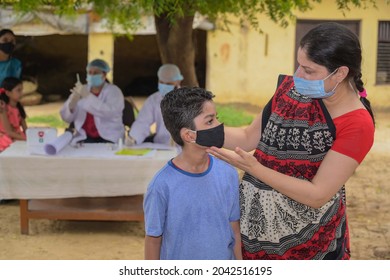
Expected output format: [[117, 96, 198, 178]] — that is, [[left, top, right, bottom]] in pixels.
[[0, 141, 177, 234]]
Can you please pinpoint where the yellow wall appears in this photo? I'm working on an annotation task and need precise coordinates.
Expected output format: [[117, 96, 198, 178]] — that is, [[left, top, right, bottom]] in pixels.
[[88, 33, 115, 81], [207, 1, 390, 109]]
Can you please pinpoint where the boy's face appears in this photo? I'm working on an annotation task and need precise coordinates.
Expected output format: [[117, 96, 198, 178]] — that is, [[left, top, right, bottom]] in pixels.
[[193, 101, 220, 131]]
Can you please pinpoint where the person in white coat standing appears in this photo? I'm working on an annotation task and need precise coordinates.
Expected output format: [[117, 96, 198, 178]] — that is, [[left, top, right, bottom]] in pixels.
[[126, 64, 183, 146], [60, 59, 124, 144]]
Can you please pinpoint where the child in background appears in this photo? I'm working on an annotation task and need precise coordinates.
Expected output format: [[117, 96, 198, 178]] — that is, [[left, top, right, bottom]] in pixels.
[[144, 87, 242, 260], [0, 77, 27, 152]]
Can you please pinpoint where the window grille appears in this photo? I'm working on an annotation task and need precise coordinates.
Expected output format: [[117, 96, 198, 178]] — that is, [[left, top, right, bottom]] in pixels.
[[377, 21, 390, 84]]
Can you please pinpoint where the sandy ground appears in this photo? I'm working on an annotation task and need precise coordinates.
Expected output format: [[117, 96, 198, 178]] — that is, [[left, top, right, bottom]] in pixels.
[[0, 102, 389, 260]]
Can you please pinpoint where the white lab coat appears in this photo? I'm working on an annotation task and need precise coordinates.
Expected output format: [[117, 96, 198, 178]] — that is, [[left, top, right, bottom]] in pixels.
[[60, 83, 125, 145], [129, 91, 171, 145]]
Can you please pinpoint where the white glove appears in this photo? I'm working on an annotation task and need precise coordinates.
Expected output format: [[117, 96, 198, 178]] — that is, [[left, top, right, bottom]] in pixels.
[[68, 93, 81, 112], [125, 136, 136, 146], [70, 84, 89, 99], [79, 84, 90, 98]]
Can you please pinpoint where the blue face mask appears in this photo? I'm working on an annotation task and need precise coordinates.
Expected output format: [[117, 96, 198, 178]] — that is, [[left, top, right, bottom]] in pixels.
[[293, 68, 339, 98], [86, 74, 104, 87], [158, 83, 175, 96]]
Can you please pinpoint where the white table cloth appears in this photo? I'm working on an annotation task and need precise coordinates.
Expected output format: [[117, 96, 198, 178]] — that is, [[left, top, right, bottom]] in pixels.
[[0, 141, 177, 199]]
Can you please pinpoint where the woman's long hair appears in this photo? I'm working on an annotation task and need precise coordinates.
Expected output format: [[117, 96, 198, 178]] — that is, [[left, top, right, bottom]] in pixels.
[[0, 77, 26, 119]]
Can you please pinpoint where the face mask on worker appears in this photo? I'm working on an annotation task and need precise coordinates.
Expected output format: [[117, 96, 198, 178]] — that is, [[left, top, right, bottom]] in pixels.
[[158, 83, 175, 97], [190, 123, 225, 148], [86, 74, 104, 87], [0, 42, 15, 55], [293, 68, 339, 98]]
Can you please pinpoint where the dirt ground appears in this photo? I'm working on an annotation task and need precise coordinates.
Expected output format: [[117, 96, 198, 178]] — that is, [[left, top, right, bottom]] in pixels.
[[0, 101, 389, 260]]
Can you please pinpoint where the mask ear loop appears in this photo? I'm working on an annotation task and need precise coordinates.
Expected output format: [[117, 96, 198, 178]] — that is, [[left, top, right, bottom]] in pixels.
[[323, 68, 339, 81], [324, 68, 340, 94]]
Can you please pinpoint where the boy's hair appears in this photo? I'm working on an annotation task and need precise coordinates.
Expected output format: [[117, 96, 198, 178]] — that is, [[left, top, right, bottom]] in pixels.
[[160, 87, 215, 146], [0, 77, 26, 119]]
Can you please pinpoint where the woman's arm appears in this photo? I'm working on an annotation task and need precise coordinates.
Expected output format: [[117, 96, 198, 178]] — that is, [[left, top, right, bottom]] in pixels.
[[78, 85, 124, 119], [208, 147, 359, 208], [144, 235, 162, 260], [223, 111, 263, 152], [21, 118, 27, 133], [230, 221, 242, 260], [129, 95, 157, 144]]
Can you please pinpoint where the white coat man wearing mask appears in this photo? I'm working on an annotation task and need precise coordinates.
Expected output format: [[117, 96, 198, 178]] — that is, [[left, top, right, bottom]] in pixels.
[[60, 59, 125, 145], [126, 64, 183, 146]]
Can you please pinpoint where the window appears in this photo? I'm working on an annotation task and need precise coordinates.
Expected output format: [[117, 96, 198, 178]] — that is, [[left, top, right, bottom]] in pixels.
[[377, 21, 390, 84]]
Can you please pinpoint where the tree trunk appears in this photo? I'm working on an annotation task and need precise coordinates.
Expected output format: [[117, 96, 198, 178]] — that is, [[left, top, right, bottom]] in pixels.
[[154, 14, 198, 86]]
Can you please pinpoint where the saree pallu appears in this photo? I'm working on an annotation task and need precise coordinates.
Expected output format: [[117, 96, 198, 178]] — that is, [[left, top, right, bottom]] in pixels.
[[240, 75, 350, 260]]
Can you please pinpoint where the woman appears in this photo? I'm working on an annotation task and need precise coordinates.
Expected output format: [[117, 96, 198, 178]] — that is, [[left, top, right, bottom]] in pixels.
[[0, 77, 27, 152], [60, 58, 124, 144], [208, 22, 375, 260], [0, 29, 22, 86]]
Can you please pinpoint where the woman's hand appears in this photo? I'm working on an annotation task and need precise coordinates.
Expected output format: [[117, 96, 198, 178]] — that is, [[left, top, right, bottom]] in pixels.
[[207, 146, 259, 174]]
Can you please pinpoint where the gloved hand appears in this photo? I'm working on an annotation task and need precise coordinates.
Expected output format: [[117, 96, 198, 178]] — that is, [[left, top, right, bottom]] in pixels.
[[79, 84, 90, 99], [125, 135, 136, 146], [68, 92, 81, 112], [70, 84, 89, 99]]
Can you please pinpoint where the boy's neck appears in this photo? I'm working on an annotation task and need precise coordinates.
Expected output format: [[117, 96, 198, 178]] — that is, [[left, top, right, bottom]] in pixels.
[[173, 147, 210, 174]]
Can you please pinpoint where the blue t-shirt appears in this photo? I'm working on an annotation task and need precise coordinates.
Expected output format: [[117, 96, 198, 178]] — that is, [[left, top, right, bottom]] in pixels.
[[144, 155, 240, 260], [0, 57, 22, 86]]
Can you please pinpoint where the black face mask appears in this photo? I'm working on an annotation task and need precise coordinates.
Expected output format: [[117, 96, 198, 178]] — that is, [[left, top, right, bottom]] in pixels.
[[192, 123, 225, 148], [0, 42, 15, 55]]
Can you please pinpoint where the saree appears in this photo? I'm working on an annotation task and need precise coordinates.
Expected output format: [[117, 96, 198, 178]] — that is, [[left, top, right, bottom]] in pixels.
[[240, 75, 350, 260]]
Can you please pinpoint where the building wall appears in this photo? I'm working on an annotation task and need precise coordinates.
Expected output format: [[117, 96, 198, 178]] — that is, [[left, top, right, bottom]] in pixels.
[[207, 1, 390, 109], [88, 33, 114, 82]]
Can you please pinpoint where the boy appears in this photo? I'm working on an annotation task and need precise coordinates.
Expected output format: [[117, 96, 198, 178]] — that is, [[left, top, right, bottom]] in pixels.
[[144, 87, 242, 260]]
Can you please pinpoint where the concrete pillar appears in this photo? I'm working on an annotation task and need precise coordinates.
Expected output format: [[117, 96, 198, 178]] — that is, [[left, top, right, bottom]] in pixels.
[[88, 33, 114, 81]]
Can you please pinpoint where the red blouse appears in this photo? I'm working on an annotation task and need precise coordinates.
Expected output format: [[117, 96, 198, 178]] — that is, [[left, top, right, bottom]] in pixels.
[[331, 109, 374, 163], [82, 112, 100, 138], [82, 91, 100, 138]]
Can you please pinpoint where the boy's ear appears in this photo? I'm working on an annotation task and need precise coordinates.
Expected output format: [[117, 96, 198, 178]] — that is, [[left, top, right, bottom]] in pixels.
[[180, 127, 195, 144]]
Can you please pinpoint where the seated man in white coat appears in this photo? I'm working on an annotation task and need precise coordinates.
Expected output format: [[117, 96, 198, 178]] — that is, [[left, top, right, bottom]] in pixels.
[[127, 64, 183, 146], [60, 58, 125, 144]]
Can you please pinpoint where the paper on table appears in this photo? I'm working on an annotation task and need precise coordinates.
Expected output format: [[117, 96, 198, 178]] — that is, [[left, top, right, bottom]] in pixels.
[[131, 142, 175, 150], [115, 148, 152, 156], [44, 131, 73, 155]]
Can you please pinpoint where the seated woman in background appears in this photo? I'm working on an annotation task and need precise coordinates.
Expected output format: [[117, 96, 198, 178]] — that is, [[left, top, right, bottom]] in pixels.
[[0, 77, 27, 152], [60, 58, 125, 144], [0, 29, 22, 86]]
